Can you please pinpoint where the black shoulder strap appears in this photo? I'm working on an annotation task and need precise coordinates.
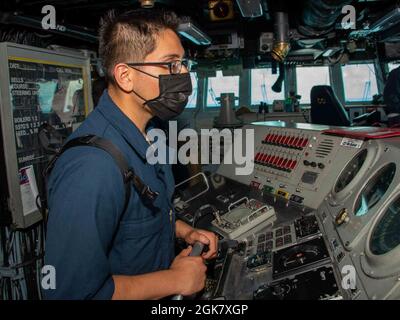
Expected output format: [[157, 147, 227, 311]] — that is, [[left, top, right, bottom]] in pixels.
[[45, 134, 159, 213]]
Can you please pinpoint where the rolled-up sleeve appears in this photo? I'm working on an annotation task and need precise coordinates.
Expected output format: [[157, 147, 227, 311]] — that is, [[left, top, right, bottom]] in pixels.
[[43, 146, 126, 300]]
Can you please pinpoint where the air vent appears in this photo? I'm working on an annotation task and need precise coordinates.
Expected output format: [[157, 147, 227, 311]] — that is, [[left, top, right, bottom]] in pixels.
[[315, 139, 334, 158]]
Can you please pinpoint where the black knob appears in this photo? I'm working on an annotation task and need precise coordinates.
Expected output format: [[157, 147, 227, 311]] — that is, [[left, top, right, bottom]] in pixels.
[[310, 162, 317, 168], [318, 163, 325, 169], [303, 160, 310, 166]]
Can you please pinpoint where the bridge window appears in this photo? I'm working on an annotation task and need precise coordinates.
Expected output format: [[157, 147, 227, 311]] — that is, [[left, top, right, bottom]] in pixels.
[[296, 66, 331, 104], [251, 68, 284, 105], [207, 70, 239, 107], [186, 72, 198, 109], [342, 63, 378, 102]]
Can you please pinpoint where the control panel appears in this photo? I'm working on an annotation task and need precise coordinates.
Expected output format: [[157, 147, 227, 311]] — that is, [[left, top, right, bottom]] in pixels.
[[217, 122, 365, 209], [173, 123, 400, 300], [211, 197, 276, 239]]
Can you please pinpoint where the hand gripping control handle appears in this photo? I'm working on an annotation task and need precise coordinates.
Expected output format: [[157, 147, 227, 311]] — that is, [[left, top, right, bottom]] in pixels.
[[171, 242, 205, 301]]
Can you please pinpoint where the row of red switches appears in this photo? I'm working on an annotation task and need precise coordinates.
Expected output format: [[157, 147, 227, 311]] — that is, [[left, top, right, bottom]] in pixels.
[[254, 153, 298, 171], [262, 134, 308, 149]]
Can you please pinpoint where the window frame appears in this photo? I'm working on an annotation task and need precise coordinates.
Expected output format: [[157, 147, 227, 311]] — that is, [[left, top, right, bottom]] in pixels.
[[295, 65, 332, 106], [184, 72, 199, 110], [250, 67, 285, 108], [205, 70, 240, 109], [341, 61, 379, 105]]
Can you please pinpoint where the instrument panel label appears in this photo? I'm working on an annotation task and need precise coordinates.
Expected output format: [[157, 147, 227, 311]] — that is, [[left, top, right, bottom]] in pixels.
[[340, 138, 363, 149]]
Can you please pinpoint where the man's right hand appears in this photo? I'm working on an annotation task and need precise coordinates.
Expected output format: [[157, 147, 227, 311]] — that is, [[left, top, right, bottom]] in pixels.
[[170, 246, 207, 296]]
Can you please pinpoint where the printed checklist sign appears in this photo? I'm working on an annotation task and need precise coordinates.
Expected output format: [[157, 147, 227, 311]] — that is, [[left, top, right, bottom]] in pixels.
[[19, 165, 39, 217]]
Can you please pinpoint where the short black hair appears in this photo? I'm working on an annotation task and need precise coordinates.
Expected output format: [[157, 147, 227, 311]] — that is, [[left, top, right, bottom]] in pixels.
[[98, 9, 179, 83]]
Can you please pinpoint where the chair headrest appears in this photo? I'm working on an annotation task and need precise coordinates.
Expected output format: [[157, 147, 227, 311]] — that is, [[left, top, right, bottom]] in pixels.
[[311, 85, 338, 105]]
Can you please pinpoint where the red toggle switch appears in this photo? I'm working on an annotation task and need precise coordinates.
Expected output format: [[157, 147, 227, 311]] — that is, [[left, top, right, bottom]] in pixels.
[[301, 138, 309, 148], [292, 137, 300, 148], [261, 153, 268, 163], [288, 136, 295, 147], [297, 138, 304, 148], [277, 135, 285, 145], [282, 136, 290, 146], [281, 158, 289, 169], [277, 157, 285, 168], [268, 155, 275, 165], [290, 160, 297, 169]]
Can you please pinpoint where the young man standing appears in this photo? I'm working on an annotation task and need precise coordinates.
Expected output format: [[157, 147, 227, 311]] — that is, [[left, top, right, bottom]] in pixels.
[[44, 9, 218, 299]]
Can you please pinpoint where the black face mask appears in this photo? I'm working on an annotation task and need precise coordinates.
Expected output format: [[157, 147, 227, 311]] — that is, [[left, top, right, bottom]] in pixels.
[[130, 69, 193, 121]]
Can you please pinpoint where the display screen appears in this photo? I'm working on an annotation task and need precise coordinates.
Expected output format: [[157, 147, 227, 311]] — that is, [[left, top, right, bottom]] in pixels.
[[334, 149, 368, 194], [370, 196, 400, 255], [8, 58, 88, 216], [353, 163, 396, 217]]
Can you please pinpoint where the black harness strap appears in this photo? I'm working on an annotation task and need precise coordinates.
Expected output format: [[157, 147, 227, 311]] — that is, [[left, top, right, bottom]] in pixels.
[[45, 134, 159, 212]]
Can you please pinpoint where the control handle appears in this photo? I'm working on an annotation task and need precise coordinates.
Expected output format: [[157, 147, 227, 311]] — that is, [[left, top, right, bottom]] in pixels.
[[171, 242, 205, 301]]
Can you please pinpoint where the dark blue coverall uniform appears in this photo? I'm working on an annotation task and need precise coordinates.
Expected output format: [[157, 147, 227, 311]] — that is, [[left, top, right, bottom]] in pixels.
[[44, 90, 176, 299]]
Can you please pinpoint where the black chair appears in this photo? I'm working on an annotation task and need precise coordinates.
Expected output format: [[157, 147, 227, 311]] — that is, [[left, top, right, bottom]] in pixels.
[[310, 85, 351, 126]]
